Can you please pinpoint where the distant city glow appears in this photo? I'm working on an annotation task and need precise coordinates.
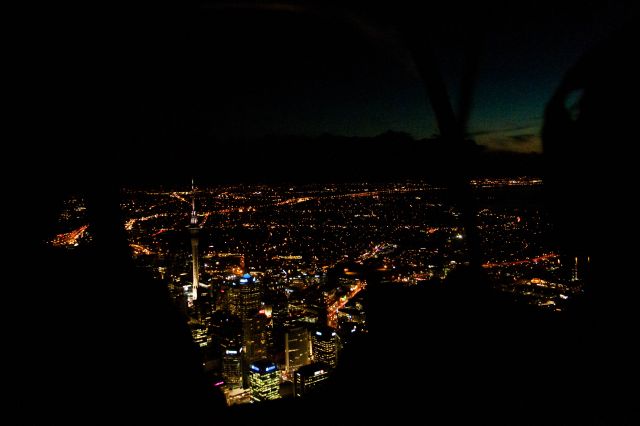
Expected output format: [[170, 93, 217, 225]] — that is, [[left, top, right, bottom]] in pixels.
[[51, 177, 585, 407]]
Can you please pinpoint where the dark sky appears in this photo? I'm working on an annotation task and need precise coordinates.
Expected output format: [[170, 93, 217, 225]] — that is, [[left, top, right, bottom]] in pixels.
[[129, 1, 634, 154], [453, 1, 633, 152], [26, 1, 633, 188]]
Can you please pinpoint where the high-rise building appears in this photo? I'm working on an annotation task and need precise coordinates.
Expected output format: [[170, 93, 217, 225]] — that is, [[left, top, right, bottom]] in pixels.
[[222, 344, 243, 390], [311, 326, 339, 368], [285, 325, 310, 373], [208, 312, 243, 349], [222, 284, 240, 316], [249, 360, 280, 402], [189, 179, 200, 302], [243, 311, 272, 362], [238, 273, 261, 321], [294, 362, 330, 397], [190, 324, 210, 348], [269, 290, 289, 330]]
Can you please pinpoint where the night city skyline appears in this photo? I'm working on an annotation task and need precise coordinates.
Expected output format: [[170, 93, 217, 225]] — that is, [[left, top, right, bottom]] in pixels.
[[28, 1, 637, 423], [51, 177, 585, 406]]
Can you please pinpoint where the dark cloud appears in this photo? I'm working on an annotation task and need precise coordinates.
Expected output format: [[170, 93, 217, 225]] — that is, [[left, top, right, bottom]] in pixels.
[[477, 133, 542, 153], [509, 133, 537, 143], [468, 123, 539, 137]]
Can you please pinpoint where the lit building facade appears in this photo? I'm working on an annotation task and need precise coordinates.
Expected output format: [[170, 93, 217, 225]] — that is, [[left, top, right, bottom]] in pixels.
[[222, 344, 243, 390], [238, 273, 261, 321], [294, 362, 330, 397], [311, 326, 339, 368], [191, 324, 210, 348], [249, 360, 280, 402]]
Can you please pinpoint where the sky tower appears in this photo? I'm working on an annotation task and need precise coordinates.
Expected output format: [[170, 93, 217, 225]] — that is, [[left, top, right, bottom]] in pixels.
[[189, 178, 200, 301]]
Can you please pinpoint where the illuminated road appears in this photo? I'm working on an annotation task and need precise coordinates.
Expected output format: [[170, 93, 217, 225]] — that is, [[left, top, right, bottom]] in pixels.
[[327, 280, 365, 328], [170, 192, 190, 204], [124, 213, 172, 230], [130, 243, 155, 256], [151, 228, 168, 237], [482, 253, 558, 268], [52, 225, 89, 247]]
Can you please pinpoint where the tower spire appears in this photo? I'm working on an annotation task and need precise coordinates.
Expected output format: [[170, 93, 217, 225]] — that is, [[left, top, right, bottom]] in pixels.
[[190, 177, 198, 226]]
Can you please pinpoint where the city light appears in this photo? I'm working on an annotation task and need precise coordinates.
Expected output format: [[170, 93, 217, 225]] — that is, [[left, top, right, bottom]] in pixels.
[[51, 177, 584, 408]]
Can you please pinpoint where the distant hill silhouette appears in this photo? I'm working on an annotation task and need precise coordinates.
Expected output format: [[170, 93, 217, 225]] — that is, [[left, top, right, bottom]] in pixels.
[[110, 131, 543, 186]]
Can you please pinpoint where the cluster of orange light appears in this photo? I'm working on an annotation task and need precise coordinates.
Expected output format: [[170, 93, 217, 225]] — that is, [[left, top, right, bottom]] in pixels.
[[51, 225, 89, 247], [170, 192, 190, 204], [482, 253, 558, 268], [327, 281, 365, 328], [199, 188, 418, 224], [124, 213, 170, 230], [274, 197, 313, 206], [130, 243, 155, 256]]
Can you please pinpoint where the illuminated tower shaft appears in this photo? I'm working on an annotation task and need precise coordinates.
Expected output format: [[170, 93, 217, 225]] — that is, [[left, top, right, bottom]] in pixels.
[[190, 228, 200, 300], [189, 179, 200, 301]]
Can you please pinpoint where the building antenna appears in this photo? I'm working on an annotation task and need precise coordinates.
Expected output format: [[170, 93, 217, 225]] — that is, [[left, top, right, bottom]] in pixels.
[[190, 177, 198, 226]]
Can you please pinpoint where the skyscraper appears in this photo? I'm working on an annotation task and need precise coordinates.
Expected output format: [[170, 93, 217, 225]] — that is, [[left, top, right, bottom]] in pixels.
[[244, 311, 272, 362], [269, 290, 289, 331], [222, 343, 243, 390], [238, 273, 261, 321], [285, 325, 310, 373], [294, 362, 330, 397], [189, 179, 200, 302], [248, 360, 280, 402], [311, 326, 339, 368]]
